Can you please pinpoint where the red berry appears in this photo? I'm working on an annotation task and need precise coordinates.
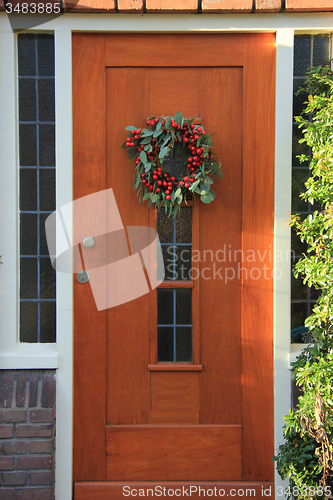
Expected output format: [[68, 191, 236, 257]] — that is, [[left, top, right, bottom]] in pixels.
[[185, 183, 190, 188], [197, 127, 202, 133], [149, 185, 154, 191], [188, 157, 193, 163], [157, 180, 162, 186], [165, 190, 170, 195], [184, 176, 189, 182], [163, 181, 168, 187], [136, 129, 141, 134], [180, 181, 185, 186], [190, 124, 195, 130], [194, 135, 199, 140], [193, 156, 199, 162], [166, 195, 171, 201], [187, 164, 191, 169], [141, 173, 146, 178], [183, 137, 189, 143], [130, 142, 135, 147], [163, 173, 168, 178], [156, 188, 160, 193], [134, 135, 139, 140], [190, 178, 194, 183], [153, 175, 158, 180], [131, 130, 136, 135]]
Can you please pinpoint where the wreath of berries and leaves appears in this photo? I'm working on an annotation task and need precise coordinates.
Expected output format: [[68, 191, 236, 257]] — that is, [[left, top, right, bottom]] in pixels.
[[122, 111, 223, 217]]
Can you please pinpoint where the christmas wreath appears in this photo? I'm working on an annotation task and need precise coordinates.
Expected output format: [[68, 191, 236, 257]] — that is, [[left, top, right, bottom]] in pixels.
[[122, 112, 222, 217]]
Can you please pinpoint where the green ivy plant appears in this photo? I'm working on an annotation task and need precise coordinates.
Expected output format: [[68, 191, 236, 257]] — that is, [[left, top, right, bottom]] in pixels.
[[274, 66, 333, 497]]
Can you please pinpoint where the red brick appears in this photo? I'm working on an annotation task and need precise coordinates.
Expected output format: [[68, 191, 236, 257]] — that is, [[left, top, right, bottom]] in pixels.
[[41, 374, 55, 409], [0, 457, 15, 470], [3, 441, 28, 455], [30, 471, 54, 485], [255, 0, 281, 11], [16, 424, 54, 438], [30, 409, 54, 423], [202, 0, 252, 11], [0, 373, 14, 408], [16, 372, 27, 407], [118, 0, 143, 11], [285, 0, 333, 10], [17, 456, 53, 469], [29, 372, 38, 408], [0, 489, 15, 500], [0, 424, 14, 438], [64, 0, 115, 13], [17, 488, 53, 500], [3, 409, 27, 423], [146, 0, 198, 12], [30, 440, 54, 454], [3, 472, 26, 485]]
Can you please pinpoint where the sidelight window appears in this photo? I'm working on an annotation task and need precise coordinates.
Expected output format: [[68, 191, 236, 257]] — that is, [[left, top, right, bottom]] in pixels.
[[18, 34, 56, 343]]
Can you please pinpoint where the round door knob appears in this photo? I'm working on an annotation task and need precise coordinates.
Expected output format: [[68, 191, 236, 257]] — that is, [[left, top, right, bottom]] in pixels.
[[82, 236, 95, 248]]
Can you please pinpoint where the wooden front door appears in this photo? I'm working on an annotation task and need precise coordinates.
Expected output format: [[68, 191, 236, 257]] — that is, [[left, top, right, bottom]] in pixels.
[[73, 33, 275, 499]]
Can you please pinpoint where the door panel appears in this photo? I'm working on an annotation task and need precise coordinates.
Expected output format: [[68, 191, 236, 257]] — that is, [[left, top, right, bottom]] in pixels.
[[106, 425, 242, 481], [73, 32, 275, 494]]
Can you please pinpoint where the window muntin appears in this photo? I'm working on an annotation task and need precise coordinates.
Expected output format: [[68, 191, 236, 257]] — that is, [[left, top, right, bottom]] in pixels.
[[157, 207, 193, 362], [18, 34, 56, 343]]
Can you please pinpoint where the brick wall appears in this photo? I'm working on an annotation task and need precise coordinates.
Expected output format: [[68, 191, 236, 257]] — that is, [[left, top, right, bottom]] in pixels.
[[0, 370, 56, 500]]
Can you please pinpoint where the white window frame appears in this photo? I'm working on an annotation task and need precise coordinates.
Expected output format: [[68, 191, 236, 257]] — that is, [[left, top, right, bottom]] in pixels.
[[0, 11, 333, 500]]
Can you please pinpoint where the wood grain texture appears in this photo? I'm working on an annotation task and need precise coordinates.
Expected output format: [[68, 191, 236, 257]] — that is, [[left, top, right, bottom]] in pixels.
[[242, 33, 275, 481], [106, 68, 151, 425], [75, 482, 275, 500], [150, 372, 199, 423], [106, 425, 242, 481], [198, 68, 243, 426], [105, 34, 243, 67], [149, 68, 199, 118], [73, 33, 107, 482]]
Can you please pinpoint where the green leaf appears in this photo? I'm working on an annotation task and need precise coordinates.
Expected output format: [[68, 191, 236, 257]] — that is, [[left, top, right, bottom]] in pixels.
[[156, 121, 162, 131], [200, 182, 211, 194], [207, 177, 214, 184], [142, 192, 151, 202], [141, 137, 152, 145], [125, 126, 136, 131], [202, 134, 213, 147], [140, 151, 147, 164], [159, 147, 169, 159], [144, 162, 151, 173], [153, 127, 164, 138], [164, 116, 172, 131], [151, 193, 159, 203], [141, 129, 154, 137], [174, 111, 183, 126], [200, 191, 214, 204]]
